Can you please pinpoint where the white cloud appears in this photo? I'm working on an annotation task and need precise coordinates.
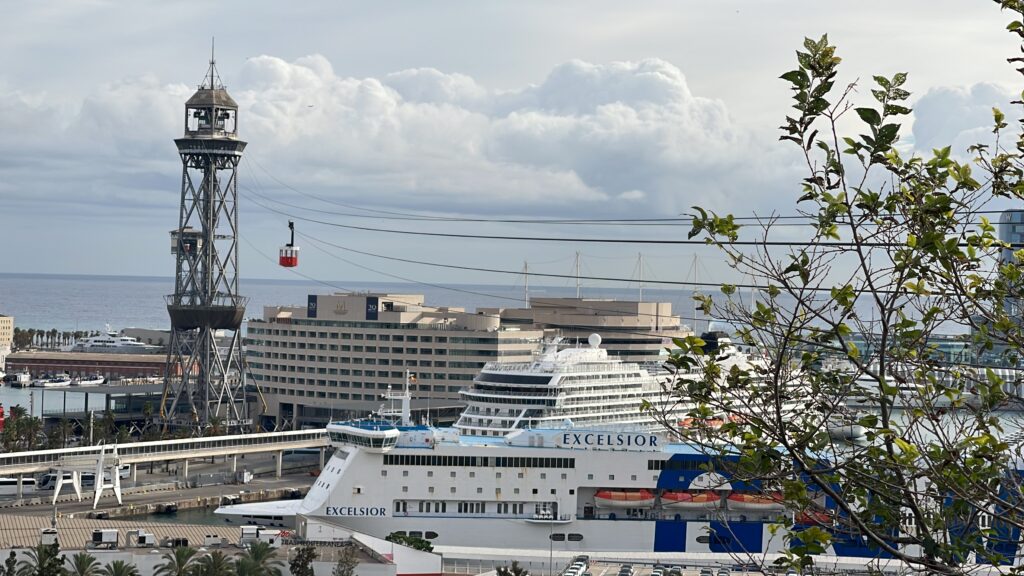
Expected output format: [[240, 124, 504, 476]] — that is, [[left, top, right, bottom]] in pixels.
[[911, 82, 1015, 154], [227, 55, 793, 218], [0, 54, 800, 280]]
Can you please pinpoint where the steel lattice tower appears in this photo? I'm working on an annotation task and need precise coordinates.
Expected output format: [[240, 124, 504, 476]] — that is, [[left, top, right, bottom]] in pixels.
[[161, 53, 250, 433]]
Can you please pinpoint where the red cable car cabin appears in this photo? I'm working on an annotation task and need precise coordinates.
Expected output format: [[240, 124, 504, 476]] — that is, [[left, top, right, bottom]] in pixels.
[[279, 245, 299, 267], [279, 221, 300, 267]]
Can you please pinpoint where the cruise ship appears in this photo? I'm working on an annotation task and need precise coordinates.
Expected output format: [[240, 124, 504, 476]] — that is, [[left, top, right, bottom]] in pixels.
[[217, 334, 842, 554], [453, 334, 716, 437]]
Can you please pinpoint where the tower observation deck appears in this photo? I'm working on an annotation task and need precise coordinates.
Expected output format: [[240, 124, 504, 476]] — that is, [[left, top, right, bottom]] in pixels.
[[161, 52, 255, 432]]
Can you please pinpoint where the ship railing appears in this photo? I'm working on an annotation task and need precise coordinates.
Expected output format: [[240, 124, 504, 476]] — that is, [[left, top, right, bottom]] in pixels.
[[481, 362, 646, 374], [461, 389, 558, 399], [531, 512, 572, 521]]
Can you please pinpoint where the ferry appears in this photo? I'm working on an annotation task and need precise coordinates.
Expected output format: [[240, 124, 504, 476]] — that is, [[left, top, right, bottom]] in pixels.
[[217, 333, 840, 557]]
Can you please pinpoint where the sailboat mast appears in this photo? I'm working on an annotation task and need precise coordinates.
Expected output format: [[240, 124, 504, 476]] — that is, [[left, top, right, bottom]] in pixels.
[[575, 251, 581, 299]]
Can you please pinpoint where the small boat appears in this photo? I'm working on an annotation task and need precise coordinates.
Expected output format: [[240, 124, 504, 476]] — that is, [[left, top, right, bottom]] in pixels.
[[660, 490, 721, 509], [795, 509, 832, 526], [73, 374, 106, 387], [594, 489, 656, 508], [827, 423, 867, 445], [32, 374, 72, 388], [726, 492, 785, 511]]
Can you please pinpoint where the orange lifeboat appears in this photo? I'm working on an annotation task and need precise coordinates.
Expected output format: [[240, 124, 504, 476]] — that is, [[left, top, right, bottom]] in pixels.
[[679, 417, 724, 429], [678, 415, 743, 429], [726, 492, 785, 511], [660, 490, 720, 509], [795, 510, 832, 526], [594, 489, 656, 508]]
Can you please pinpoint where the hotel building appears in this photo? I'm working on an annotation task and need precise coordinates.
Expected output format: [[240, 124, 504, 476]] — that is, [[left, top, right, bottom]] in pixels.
[[245, 293, 544, 429]]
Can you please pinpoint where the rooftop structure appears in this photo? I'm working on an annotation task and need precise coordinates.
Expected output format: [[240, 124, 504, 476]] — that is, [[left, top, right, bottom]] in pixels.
[[479, 298, 689, 363]]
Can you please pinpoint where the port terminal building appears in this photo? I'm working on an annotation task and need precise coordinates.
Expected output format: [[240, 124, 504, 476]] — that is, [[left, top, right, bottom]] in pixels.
[[245, 293, 688, 429], [5, 352, 167, 380]]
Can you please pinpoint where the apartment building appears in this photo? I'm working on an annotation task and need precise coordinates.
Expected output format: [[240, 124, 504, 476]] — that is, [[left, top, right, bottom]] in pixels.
[[478, 298, 690, 363], [0, 314, 12, 371], [246, 293, 544, 429]]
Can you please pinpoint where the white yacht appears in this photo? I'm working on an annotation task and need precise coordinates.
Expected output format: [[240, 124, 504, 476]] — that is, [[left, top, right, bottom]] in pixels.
[[72, 374, 106, 386], [68, 329, 162, 354], [32, 374, 72, 388]]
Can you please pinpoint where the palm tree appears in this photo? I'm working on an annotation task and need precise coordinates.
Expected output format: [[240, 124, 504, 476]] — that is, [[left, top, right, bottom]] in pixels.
[[16, 542, 62, 576], [234, 542, 283, 576], [115, 425, 131, 444], [20, 417, 43, 450], [100, 560, 139, 576], [206, 415, 225, 437], [191, 551, 236, 576], [496, 561, 529, 576], [57, 418, 74, 449], [154, 546, 198, 576], [67, 552, 101, 576], [100, 410, 116, 443]]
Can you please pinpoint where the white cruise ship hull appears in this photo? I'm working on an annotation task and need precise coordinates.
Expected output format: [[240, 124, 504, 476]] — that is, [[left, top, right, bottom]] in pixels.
[[218, 428, 919, 562]]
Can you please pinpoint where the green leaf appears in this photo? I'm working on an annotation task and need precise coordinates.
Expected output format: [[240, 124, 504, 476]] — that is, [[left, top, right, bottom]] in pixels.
[[855, 107, 882, 126], [780, 70, 809, 87]]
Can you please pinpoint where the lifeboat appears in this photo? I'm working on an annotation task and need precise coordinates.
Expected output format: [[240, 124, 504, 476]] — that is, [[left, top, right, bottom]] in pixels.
[[726, 492, 785, 511], [678, 415, 743, 429], [594, 489, 656, 508], [660, 490, 720, 509], [795, 510, 832, 526]]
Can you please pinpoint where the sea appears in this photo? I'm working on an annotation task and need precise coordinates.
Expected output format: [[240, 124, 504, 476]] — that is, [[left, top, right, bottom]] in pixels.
[[0, 272, 705, 417]]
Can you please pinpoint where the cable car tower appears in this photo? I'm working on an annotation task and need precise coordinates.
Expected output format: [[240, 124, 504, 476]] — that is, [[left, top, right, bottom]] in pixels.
[[161, 49, 251, 433]]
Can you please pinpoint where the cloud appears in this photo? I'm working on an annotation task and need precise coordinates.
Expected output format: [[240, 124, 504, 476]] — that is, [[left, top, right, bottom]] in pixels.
[[911, 82, 1015, 154], [228, 55, 793, 218], [0, 54, 797, 228]]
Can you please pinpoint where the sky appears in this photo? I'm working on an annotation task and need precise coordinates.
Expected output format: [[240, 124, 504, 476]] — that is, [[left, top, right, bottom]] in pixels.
[[0, 1, 1020, 294]]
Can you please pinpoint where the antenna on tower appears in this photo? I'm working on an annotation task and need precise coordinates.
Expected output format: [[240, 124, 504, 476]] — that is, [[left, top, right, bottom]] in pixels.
[[210, 37, 216, 88], [200, 38, 224, 90]]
